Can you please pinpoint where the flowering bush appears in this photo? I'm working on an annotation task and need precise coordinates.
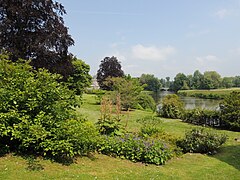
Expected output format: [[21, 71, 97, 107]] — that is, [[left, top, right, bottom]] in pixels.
[[97, 135, 173, 165]]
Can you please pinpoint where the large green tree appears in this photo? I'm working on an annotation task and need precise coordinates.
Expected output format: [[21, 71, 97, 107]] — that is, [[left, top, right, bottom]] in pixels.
[[97, 56, 124, 90], [192, 70, 204, 89], [68, 58, 92, 95], [202, 71, 222, 89], [139, 74, 161, 93], [0, 0, 74, 77], [173, 73, 189, 92], [105, 77, 143, 110]]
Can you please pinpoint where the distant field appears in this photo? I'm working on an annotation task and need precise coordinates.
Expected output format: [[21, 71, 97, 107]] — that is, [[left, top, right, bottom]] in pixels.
[[178, 88, 240, 99]]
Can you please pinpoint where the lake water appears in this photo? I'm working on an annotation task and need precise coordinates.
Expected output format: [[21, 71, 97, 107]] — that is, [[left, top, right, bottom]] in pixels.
[[157, 91, 221, 110]]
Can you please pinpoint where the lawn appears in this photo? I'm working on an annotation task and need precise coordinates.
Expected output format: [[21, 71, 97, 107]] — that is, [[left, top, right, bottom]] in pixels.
[[0, 93, 239, 180]]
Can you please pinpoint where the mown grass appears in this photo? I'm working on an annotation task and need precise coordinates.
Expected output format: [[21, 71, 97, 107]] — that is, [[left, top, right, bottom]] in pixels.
[[178, 88, 240, 99], [0, 93, 240, 180]]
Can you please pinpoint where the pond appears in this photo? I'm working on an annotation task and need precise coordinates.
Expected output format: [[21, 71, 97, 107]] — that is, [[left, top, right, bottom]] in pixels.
[[156, 91, 222, 110]]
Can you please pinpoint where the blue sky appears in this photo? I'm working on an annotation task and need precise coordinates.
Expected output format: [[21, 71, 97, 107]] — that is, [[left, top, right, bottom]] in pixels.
[[59, 0, 240, 79]]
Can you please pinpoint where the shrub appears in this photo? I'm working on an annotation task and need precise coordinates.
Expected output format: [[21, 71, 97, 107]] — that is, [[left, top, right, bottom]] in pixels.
[[0, 56, 98, 160], [182, 108, 222, 127], [136, 93, 156, 111], [97, 135, 173, 165], [137, 116, 163, 137], [220, 91, 240, 131], [157, 94, 184, 119], [40, 119, 98, 159], [176, 128, 227, 154]]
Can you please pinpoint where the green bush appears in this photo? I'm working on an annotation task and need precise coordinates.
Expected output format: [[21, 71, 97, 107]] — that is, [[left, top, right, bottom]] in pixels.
[[40, 119, 98, 159], [176, 128, 227, 154], [137, 116, 163, 137], [0, 56, 98, 159], [220, 91, 240, 131], [136, 93, 156, 111], [97, 135, 173, 165], [182, 108, 222, 127], [157, 94, 184, 119]]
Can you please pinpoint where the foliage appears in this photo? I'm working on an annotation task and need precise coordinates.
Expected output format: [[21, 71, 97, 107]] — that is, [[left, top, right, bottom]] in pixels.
[[192, 70, 204, 89], [0, 0, 74, 77], [139, 74, 161, 93], [172, 73, 189, 92], [182, 108, 222, 127], [157, 94, 184, 119], [105, 77, 143, 110], [136, 93, 156, 111], [176, 128, 227, 154], [0, 57, 97, 160], [233, 76, 240, 87], [202, 71, 222, 89], [222, 77, 234, 88], [137, 116, 163, 137], [67, 58, 92, 95], [96, 96, 124, 136], [97, 134, 173, 165], [97, 56, 124, 90], [220, 91, 240, 131]]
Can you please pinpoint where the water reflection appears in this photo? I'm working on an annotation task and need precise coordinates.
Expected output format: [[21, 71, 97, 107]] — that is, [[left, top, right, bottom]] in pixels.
[[156, 91, 221, 110]]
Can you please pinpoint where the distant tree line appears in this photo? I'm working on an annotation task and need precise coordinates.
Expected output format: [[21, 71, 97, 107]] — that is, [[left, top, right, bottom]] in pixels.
[[171, 70, 240, 92]]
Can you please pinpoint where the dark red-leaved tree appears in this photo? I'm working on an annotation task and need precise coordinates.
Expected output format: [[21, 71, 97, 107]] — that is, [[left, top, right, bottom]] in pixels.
[[0, 0, 74, 77], [97, 56, 124, 90]]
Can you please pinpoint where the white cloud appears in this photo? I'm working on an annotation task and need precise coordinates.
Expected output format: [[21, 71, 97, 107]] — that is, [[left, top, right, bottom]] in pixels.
[[229, 47, 240, 55], [196, 55, 218, 64], [186, 29, 210, 38], [195, 55, 220, 71], [104, 51, 126, 62], [214, 8, 240, 19], [214, 9, 228, 19], [131, 44, 176, 61]]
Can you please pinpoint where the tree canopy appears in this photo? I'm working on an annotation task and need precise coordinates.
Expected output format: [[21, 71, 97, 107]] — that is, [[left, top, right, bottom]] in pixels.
[[139, 74, 161, 93], [0, 0, 74, 77], [97, 56, 124, 90]]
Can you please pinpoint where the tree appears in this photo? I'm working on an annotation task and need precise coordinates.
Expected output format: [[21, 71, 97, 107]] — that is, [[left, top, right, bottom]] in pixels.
[[0, 0, 74, 77], [140, 74, 161, 93], [233, 76, 240, 87], [97, 56, 124, 90], [165, 77, 170, 88], [202, 71, 222, 89], [192, 70, 204, 89], [221, 77, 234, 88], [67, 58, 92, 95], [172, 73, 189, 92], [105, 77, 143, 110]]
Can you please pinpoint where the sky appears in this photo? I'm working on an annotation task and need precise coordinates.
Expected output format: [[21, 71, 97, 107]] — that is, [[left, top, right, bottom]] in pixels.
[[58, 0, 240, 79]]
